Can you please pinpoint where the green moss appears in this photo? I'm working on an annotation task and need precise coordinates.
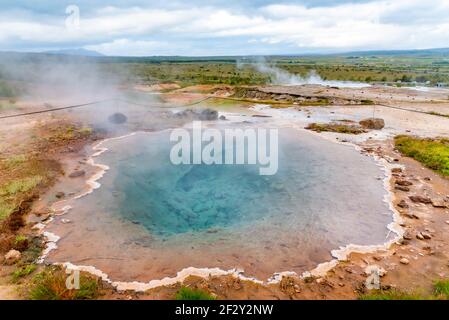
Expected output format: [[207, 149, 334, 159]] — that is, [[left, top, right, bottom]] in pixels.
[[395, 136, 449, 176], [175, 287, 216, 300]]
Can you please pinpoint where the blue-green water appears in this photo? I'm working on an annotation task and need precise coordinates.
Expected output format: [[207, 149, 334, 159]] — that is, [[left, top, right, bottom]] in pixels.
[[49, 125, 395, 280], [102, 127, 392, 242]]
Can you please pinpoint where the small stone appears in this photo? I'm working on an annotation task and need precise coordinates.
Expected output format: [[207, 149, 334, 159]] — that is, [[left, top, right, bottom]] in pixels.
[[421, 232, 432, 240], [68, 170, 86, 178], [61, 219, 71, 224], [55, 192, 65, 199], [416, 233, 425, 240], [398, 200, 409, 209], [400, 258, 410, 265], [409, 195, 432, 204], [432, 199, 448, 208], [403, 232, 413, 240], [4, 250, 21, 265], [403, 213, 419, 220], [396, 180, 413, 186], [219, 115, 227, 120], [445, 221, 449, 225], [392, 168, 403, 174], [395, 186, 410, 192]]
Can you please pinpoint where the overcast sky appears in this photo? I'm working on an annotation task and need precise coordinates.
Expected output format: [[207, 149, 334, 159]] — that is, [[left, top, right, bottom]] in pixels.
[[1, 0, 449, 56]]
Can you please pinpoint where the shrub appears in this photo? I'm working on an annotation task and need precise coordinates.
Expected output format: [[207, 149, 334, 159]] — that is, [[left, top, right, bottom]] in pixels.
[[29, 267, 100, 300]]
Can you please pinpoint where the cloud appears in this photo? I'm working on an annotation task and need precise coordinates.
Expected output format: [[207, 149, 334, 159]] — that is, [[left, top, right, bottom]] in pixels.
[[0, 0, 448, 55]]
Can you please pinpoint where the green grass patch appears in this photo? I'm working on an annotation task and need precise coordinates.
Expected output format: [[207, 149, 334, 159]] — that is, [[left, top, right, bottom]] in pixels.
[[359, 289, 426, 300], [11, 264, 37, 283], [0, 199, 15, 221], [14, 234, 27, 244], [29, 267, 100, 300], [360, 279, 449, 300], [395, 136, 449, 176], [2, 154, 27, 169], [433, 280, 449, 297], [175, 287, 216, 300], [0, 175, 43, 197]]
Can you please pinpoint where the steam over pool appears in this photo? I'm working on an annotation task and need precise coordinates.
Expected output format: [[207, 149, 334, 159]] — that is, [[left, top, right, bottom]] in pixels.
[[47, 125, 393, 282]]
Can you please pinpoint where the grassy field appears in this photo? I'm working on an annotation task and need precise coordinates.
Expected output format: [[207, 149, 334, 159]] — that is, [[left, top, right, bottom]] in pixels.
[[101, 54, 449, 87], [395, 136, 449, 176], [360, 280, 449, 300], [1, 52, 449, 93]]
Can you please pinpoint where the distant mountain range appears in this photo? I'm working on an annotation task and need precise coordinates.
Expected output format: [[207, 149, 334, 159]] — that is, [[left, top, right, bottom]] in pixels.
[[339, 47, 449, 57], [1, 47, 449, 60], [44, 48, 104, 57]]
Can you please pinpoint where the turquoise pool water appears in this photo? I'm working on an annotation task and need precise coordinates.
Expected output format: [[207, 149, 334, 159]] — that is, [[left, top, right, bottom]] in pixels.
[[48, 124, 394, 281]]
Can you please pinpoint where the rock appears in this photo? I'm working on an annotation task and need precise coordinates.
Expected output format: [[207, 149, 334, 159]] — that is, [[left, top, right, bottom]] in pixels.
[[392, 168, 403, 174], [445, 221, 449, 225], [398, 200, 409, 209], [404, 213, 419, 220], [199, 109, 219, 121], [68, 170, 86, 178], [395, 186, 410, 192], [396, 180, 413, 186], [175, 108, 218, 121], [403, 231, 413, 240], [4, 250, 21, 265], [293, 284, 301, 293], [400, 258, 410, 265], [219, 115, 227, 120], [409, 195, 432, 204], [416, 232, 431, 240], [61, 219, 71, 224], [108, 112, 128, 124], [359, 118, 385, 130], [421, 232, 432, 240], [55, 192, 65, 199], [432, 199, 448, 208]]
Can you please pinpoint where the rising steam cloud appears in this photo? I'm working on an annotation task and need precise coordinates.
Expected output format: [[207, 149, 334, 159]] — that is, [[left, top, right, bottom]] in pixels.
[[241, 58, 370, 88]]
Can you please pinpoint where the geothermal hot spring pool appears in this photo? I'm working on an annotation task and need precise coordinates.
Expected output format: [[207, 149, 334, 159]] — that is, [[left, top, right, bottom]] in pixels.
[[47, 124, 394, 283]]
